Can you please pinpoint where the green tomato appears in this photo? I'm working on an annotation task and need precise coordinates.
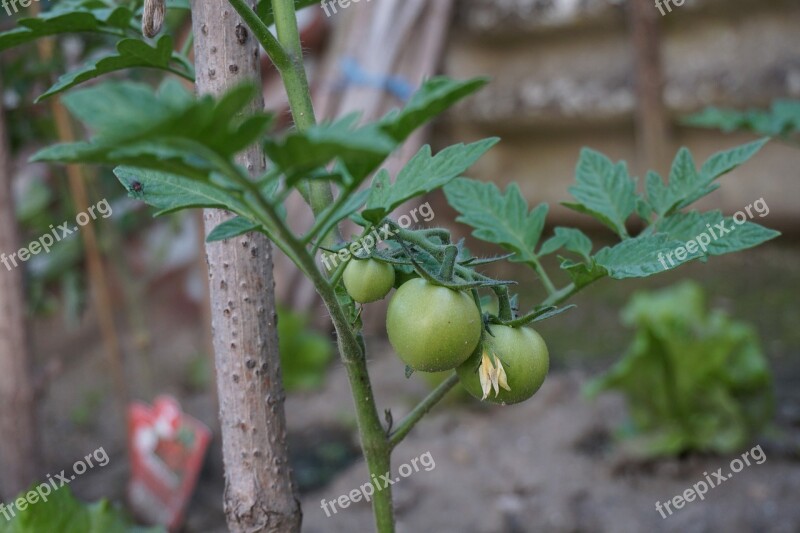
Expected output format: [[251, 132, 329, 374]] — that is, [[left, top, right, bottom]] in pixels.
[[386, 278, 482, 372], [343, 259, 396, 303], [457, 325, 549, 405]]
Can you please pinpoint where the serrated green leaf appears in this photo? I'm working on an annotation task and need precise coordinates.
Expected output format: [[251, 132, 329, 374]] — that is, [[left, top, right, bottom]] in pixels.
[[314, 189, 370, 244], [363, 138, 498, 224], [379, 77, 488, 143], [114, 167, 250, 216], [559, 257, 607, 289], [645, 141, 769, 216], [38, 35, 186, 101], [0, 8, 133, 52], [33, 81, 271, 186], [207, 217, 261, 242], [264, 115, 395, 182], [699, 138, 769, 183], [539, 227, 593, 262], [444, 176, 547, 264], [564, 148, 636, 238], [593, 233, 687, 279], [62, 79, 191, 140], [658, 210, 780, 259]]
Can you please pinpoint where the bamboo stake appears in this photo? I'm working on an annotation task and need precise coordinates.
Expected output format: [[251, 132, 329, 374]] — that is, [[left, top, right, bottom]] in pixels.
[[32, 4, 129, 418]]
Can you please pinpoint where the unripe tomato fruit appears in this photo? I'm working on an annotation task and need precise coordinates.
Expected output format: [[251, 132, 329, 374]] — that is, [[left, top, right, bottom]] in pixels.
[[386, 278, 482, 372], [457, 325, 549, 405], [343, 259, 396, 303]]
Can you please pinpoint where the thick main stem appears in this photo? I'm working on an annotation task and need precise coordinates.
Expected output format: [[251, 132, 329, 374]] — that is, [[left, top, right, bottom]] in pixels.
[[268, 1, 395, 530]]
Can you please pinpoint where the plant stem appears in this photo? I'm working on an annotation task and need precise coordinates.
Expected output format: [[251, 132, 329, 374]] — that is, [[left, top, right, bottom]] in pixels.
[[265, 2, 395, 529], [389, 374, 459, 449], [530, 259, 557, 296], [494, 285, 513, 321], [227, 0, 290, 70], [542, 282, 581, 307], [439, 245, 458, 281], [270, 0, 339, 233]]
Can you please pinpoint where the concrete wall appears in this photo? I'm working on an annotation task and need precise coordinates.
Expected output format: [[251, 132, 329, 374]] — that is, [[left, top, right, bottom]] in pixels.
[[437, 0, 800, 230]]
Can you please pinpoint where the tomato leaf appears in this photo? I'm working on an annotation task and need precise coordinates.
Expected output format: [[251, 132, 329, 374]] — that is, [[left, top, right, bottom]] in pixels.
[[562, 148, 637, 238], [114, 167, 250, 216], [593, 233, 686, 279], [657, 210, 780, 258], [444, 176, 547, 264], [0, 6, 134, 52], [378, 77, 489, 143], [645, 140, 769, 218], [538, 227, 593, 262], [206, 217, 261, 243], [264, 115, 395, 183], [38, 36, 189, 101], [32, 80, 272, 187], [363, 138, 498, 224]]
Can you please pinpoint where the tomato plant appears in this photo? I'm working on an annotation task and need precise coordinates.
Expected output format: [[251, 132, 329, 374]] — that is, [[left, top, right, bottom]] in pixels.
[[343, 258, 395, 303], [0, 1, 782, 531]]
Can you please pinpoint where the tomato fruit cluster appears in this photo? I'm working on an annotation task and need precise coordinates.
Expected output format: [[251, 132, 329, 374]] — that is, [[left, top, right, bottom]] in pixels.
[[341, 256, 548, 404]]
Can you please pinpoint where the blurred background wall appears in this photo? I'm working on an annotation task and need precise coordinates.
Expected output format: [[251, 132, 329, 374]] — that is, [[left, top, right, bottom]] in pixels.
[[436, 0, 800, 229]]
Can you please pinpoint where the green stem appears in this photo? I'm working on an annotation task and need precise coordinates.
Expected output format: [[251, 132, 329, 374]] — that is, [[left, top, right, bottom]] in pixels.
[[227, 166, 395, 531], [542, 282, 581, 307], [529, 259, 557, 296], [270, 0, 342, 249], [227, 0, 290, 70], [180, 31, 194, 57], [494, 286, 512, 321], [388, 374, 459, 449], [439, 245, 458, 282], [267, 1, 394, 530]]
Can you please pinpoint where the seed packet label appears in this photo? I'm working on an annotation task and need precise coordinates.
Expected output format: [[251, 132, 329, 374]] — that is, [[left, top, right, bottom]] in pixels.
[[127, 395, 212, 532]]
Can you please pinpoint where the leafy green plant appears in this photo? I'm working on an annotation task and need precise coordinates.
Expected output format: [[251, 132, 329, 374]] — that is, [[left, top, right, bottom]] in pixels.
[[1, 1, 782, 531], [0, 486, 162, 533], [684, 99, 800, 145], [586, 281, 773, 456]]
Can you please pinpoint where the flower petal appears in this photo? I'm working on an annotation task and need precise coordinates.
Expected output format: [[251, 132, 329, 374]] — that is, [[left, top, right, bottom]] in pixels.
[[479, 353, 493, 400], [496, 357, 511, 392]]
